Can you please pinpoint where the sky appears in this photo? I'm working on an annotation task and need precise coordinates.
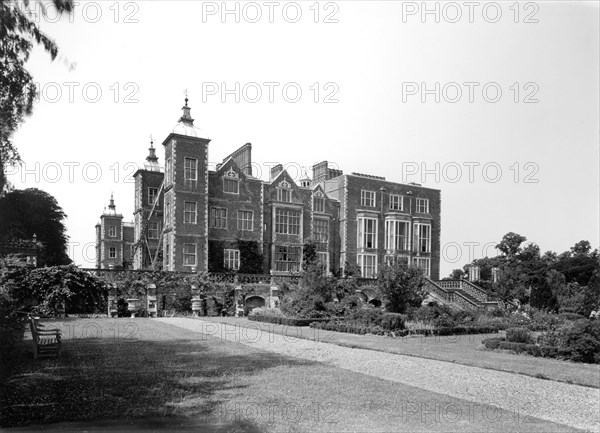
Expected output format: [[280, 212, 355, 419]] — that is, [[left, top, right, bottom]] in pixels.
[[7, 0, 600, 276]]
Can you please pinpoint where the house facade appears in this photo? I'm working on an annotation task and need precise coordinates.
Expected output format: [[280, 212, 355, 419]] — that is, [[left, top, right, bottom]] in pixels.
[[95, 99, 441, 279]]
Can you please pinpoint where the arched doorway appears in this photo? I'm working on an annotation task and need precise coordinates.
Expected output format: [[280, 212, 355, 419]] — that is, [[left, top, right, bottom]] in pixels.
[[244, 295, 266, 315]]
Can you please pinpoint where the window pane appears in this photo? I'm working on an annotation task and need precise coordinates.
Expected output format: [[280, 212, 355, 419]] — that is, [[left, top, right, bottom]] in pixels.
[[275, 245, 301, 272], [237, 210, 253, 231], [211, 207, 227, 228], [313, 197, 325, 213], [275, 209, 300, 234], [313, 219, 328, 242], [224, 178, 239, 194]]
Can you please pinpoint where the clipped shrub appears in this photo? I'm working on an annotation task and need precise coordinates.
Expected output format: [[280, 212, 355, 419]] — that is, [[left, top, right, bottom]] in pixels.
[[311, 321, 499, 338], [381, 313, 406, 331], [346, 306, 384, 326], [506, 327, 533, 344], [404, 320, 435, 331], [250, 307, 283, 317], [482, 338, 503, 350], [248, 315, 332, 327]]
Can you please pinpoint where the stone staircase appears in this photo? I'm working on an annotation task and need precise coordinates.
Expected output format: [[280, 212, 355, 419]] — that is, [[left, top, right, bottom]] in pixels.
[[423, 279, 509, 310]]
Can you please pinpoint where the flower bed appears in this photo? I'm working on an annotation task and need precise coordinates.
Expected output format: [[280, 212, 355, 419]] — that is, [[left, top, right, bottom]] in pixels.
[[483, 318, 600, 364], [248, 314, 336, 327], [309, 321, 500, 337], [482, 337, 575, 361]]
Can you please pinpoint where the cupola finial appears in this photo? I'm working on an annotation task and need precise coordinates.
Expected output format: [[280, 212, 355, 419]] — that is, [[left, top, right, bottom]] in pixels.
[[179, 90, 194, 125], [147, 135, 158, 163]]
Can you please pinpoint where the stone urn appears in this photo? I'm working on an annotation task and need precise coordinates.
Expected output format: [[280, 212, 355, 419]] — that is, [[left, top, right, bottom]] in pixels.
[[147, 296, 158, 318], [191, 296, 202, 317], [126, 298, 141, 318], [107, 295, 118, 318]]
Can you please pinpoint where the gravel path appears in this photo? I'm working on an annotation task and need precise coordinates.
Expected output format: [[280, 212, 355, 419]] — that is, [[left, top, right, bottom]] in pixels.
[[159, 318, 600, 432]]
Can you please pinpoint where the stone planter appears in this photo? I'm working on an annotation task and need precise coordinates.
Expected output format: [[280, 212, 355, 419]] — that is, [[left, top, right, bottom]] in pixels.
[[126, 298, 141, 318], [191, 296, 202, 317], [147, 296, 158, 318], [107, 295, 118, 318]]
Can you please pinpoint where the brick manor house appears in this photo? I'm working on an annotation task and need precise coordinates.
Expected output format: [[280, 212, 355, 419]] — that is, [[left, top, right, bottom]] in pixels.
[[95, 99, 441, 279]]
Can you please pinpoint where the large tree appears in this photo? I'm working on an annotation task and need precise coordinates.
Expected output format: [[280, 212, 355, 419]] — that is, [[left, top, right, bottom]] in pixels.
[[0, 188, 70, 266], [377, 262, 425, 313], [0, 0, 74, 193], [496, 232, 527, 258]]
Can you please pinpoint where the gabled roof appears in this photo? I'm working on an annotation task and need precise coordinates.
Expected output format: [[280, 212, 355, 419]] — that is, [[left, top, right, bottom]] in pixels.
[[268, 168, 299, 189]]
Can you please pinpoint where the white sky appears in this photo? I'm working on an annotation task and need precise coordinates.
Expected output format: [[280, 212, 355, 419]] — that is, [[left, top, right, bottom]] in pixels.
[[7, 1, 600, 276]]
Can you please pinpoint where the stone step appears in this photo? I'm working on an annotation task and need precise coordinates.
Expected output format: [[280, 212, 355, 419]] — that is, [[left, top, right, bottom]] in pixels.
[[453, 289, 483, 306]]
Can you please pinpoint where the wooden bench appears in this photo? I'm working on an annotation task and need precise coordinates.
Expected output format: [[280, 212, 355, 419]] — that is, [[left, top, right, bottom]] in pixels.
[[28, 316, 61, 360]]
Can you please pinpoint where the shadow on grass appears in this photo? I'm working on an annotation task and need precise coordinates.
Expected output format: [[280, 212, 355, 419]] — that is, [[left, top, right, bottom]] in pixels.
[[1, 321, 313, 431]]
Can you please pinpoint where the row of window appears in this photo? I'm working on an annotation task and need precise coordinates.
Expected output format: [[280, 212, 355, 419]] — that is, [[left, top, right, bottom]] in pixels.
[[357, 217, 432, 253], [117, 240, 427, 277], [162, 204, 255, 231], [274, 246, 328, 272], [166, 203, 328, 234], [209, 208, 254, 230], [151, 188, 427, 213], [358, 254, 431, 278], [360, 191, 430, 213], [163, 243, 328, 273], [149, 185, 329, 209], [165, 158, 245, 194]]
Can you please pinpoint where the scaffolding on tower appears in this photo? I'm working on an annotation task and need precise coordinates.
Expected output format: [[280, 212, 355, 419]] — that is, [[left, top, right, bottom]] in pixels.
[[131, 180, 166, 271]]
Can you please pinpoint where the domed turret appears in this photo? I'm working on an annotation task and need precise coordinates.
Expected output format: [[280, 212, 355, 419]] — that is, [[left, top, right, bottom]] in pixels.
[[144, 137, 163, 172], [102, 194, 122, 217], [172, 97, 209, 139]]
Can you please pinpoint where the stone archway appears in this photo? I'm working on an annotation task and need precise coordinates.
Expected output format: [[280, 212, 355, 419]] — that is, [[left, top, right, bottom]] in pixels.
[[244, 295, 266, 313], [368, 298, 382, 308]]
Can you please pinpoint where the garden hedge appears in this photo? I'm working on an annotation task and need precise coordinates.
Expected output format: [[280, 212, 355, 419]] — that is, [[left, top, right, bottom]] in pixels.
[[481, 337, 586, 362], [309, 321, 500, 337], [248, 315, 335, 327]]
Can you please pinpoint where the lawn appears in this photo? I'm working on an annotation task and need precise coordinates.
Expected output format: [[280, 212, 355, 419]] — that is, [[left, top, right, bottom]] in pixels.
[[0, 318, 585, 432], [201, 316, 600, 389]]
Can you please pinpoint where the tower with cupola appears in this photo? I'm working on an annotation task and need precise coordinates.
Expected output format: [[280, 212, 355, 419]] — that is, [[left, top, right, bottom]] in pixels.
[[161, 98, 210, 271], [96, 195, 134, 269], [132, 139, 165, 270]]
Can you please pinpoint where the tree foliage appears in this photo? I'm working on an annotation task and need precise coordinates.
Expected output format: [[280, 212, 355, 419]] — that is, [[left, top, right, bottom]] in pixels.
[[1, 0, 74, 192], [0, 188, 70, 266], [377, 262, 425, 313], [0, 265, 108, 315], [455, 232, 599, 314], [496, 232, 527, 258]]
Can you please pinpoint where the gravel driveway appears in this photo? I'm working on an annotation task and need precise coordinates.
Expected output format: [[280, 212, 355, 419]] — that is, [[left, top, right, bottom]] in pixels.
[[159, 317, 599, 432]]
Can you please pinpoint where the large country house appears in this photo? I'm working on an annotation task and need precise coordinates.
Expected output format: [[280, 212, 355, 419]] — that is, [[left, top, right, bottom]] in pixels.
[[95, 99, 441, 280]]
